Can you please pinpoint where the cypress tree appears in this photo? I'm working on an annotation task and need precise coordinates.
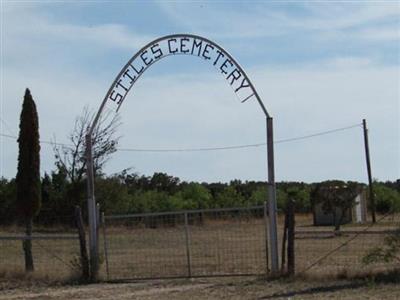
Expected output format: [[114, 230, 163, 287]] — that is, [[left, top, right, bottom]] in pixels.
[[16, 88, 41, 272]]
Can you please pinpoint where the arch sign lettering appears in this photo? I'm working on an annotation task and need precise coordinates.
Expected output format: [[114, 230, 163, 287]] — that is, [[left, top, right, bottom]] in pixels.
[[101, 34, 269, 115], [85, 34, 278, 277]]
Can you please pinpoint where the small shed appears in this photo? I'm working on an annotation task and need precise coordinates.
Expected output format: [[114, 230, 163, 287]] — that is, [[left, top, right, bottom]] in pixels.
[[313, 189, 368, 226]]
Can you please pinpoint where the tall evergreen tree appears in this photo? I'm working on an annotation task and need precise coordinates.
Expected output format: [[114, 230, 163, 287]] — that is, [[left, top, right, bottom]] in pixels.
[[16, 88, 41, 272]]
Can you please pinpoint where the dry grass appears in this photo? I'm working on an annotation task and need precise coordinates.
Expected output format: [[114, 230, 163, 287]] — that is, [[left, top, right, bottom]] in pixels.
[[102, 212, 400, 280], [0, 236, 81, 280], [1, 213, 399, 283], [1, 276, 400, 299]]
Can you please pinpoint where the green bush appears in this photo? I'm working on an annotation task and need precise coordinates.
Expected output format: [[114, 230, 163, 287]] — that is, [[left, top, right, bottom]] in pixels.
[[374, 183, 400, 213], [0, 178, 17, 224]]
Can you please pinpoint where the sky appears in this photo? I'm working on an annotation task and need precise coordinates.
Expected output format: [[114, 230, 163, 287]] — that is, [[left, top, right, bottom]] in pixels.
[[0, 1, 399, 183]]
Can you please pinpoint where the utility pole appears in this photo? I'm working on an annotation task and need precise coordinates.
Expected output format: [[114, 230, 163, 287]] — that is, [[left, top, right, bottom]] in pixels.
[[362, 119, 376, 223]]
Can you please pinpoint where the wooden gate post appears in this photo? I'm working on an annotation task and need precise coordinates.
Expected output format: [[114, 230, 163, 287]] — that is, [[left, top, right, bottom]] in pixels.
[[287, 199, 295, 276], [74, 206, 90, 281], [281, 204, 288, 272]]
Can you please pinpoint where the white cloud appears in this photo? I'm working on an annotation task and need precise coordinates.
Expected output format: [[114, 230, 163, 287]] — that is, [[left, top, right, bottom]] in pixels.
[[356, 27, 400, 41], [2, 2, 152, 58], [299, 3, 399, 30], [157, 2, 400, 42]]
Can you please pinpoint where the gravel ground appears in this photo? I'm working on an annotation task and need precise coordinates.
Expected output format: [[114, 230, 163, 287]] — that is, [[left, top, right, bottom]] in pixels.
[[1, 276, 399, 300]]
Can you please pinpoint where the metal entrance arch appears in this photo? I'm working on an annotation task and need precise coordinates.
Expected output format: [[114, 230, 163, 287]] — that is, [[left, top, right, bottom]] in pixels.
[[85, 34, 278, 278]]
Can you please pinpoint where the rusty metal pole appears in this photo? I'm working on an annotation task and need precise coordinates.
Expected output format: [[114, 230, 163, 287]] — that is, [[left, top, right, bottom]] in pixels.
[[362, 119, 376, 223], [267, 117, 279, 273]]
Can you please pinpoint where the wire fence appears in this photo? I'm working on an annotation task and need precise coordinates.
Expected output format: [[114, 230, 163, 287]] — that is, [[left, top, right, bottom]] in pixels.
[[101, 207, 400, 281], [102, 205, 268, 280], [294, 212, 400, 277], [0, 214, 81, 279], [0, 235, 80, 279], [1, 207, 398, 281]]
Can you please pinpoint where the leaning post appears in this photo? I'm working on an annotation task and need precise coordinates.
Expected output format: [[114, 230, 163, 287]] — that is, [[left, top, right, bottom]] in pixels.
[[267, 117, 279, 274], [362, 119, 376, 223], [85, 134, 98, 280]]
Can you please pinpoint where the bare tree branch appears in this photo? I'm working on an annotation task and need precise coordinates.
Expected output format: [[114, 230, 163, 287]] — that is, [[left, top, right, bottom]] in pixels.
[[53, 107, 121, 184]]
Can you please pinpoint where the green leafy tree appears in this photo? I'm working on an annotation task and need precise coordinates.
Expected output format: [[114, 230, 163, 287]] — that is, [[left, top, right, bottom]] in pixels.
[[277, 182, 312, 213], [16, 89, 41, 272], [95, 176, 131, 214], [311, 180, 360, 232], [374, 182, 400, 213], [149, 172, 180, 194], [178, 183, 212, 209], [0, 177, 17, 225], [249, 186, 267, 206], [215, 186, 245, 208]]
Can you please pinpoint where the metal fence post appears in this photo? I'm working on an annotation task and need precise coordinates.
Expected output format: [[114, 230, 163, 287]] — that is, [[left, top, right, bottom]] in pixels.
[[267, 117, 279, 274], [184, 212, 192, 278], [85, 134, 98, 280], [263, 201, 269, 273]]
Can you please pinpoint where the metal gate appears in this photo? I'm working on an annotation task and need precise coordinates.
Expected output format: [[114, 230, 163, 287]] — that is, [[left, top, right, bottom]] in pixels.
[[101, 205, 269, 280]]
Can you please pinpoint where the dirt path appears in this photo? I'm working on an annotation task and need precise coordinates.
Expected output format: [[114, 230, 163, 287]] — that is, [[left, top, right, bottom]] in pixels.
[[1, 277, 399, 299]]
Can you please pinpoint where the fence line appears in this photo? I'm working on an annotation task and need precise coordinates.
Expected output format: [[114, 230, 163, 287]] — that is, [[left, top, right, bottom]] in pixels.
[[296, 211, 399, 276], [105, 205, 265, 220], [295, 230, 398, 236], [0, 235, 78, 240], [102, 205, 268, 280], [1, 209, 398, 281], [0, 233, 81, 278]]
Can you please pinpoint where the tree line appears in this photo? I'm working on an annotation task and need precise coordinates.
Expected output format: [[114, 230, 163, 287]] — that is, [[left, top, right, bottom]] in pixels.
[[1, 171, 399, 226]]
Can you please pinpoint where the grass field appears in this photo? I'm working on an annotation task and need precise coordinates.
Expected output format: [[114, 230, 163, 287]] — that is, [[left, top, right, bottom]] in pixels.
[[102, 212, 399, 280]]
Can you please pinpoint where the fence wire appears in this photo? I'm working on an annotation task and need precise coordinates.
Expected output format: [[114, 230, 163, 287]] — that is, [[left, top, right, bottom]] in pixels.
[[102, 206, 268, 280], [0, 235, 80, 278], [295, 212, 400, 276], [2, 209, 397, 281], [0, 215, 81, 279]]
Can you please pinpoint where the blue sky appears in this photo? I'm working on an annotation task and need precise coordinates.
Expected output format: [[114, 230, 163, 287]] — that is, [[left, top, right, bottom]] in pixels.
[[1, 1, 399, 183]]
